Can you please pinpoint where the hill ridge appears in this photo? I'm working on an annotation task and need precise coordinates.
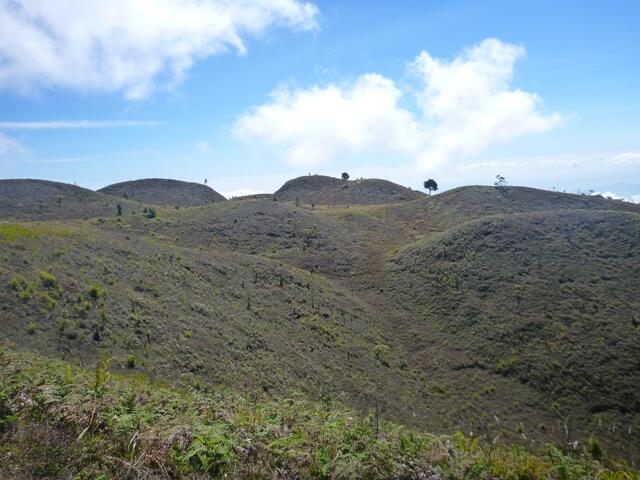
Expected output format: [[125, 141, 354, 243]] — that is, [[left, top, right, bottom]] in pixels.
[[99, 177, 226, 206], [274, 174, 425, 205]]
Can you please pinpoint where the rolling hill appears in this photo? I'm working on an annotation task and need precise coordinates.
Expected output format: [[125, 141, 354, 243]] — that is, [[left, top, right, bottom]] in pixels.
[[1, 179, 639, 469], [0, 179, 140, 220], [274, 175, 425, 205], [99, 178, 226, 206]]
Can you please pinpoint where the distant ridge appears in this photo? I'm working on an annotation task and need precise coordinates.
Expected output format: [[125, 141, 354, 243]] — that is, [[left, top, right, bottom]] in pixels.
[[0, 178, 137, 220], [99, 178, 226, 206], [274, 174, 425, 205], [388, 185, 640, 231]]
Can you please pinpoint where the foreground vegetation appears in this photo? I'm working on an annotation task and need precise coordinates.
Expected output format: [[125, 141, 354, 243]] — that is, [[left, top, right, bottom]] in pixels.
[[1, 348, 636, 479]]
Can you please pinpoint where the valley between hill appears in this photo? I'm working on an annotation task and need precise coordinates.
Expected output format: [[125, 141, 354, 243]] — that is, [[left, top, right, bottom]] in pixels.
[[1, 176, 639, 475]]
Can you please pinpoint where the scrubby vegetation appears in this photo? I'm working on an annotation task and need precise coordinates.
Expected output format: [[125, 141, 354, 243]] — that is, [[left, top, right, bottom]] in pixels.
[[274, 175, 425, 205], [99, 178, 226, 206], [1, 348, 636, 479], [1, 178, 639, 471]]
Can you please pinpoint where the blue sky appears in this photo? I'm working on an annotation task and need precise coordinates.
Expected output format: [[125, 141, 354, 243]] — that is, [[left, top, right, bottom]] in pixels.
[[0, 0, 638, 200]]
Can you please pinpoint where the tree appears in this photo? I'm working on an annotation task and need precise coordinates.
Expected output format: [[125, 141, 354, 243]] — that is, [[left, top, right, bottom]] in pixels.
[[342, 172, 350, 181], [143, 207, 156, 219], [204, 178, 207, 185], [116, 204, 122, 216], [423, 179, 438, 195], [494, 175, 507, 187]]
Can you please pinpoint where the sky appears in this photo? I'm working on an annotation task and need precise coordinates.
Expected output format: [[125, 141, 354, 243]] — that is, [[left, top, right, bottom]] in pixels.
[[0, 0, 639, 200]]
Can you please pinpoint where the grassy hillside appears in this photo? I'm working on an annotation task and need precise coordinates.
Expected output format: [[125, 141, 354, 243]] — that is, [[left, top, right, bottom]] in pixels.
[[0, 179, 141, 220], [1, 180, 640, 468], [382, 185, 640, 235], [99, 178, 226, 206], [274, 175, 425, 205], [384, 209, 640, 460], [0, 217, 428, 426], [2, 348, 635, 479]]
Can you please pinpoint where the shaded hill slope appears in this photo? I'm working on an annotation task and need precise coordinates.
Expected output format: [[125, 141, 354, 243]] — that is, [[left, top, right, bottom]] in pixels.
[[274, 175, 425, 205], [0, 179, 139, 220], [99, 178, 226, 206], [384, 209, 640, 459]]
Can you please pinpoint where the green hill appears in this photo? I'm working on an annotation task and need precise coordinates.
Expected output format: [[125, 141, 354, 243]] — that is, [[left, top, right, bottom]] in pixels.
[[383, 209, 640, 459], [99, 178, 226, 206], [274, 175, 425, 205], [1, 180, 639, 469], [0, 179, 140, 220]]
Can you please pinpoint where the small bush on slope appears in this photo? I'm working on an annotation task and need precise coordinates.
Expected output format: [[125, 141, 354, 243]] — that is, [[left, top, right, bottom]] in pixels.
[[0, 348, 636, 479]]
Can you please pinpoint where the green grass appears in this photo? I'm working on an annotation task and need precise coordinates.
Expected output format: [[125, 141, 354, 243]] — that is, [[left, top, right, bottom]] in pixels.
[[0, 223, 71, 242], [1, 347, 635, 480]]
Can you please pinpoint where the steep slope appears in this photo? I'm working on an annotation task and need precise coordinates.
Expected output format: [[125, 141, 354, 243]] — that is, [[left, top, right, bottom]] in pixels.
[[0, 218, 429, 425], [0, 179, 138, 220], [99, 178, 226, 206], [384, 209, 640, 459], [274, 175, 425, 205]]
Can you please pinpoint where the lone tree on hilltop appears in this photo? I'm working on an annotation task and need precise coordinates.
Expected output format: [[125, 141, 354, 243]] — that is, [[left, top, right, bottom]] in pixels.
[[423, 179, 438, 195], [494, 175, 507, 187], [342, 172, 350, 181]]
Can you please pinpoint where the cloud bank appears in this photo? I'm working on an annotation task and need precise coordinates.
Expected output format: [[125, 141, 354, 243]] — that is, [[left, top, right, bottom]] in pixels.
[[0, 0, 319, 99], [235, 38, 563, 171]]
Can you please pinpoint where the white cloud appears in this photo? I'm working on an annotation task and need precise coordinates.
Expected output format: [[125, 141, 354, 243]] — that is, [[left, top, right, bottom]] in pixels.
[[0, 131, 25, 156], [235, 38, 563, 171], [196, 141, 212, 154], [0, 0, 319, 99], [235, 74, 422, 167], [0, 120, 160, 129], [411, 38, 563, 169], [592, 191, 640, 204], [609, 152, 640, 164]]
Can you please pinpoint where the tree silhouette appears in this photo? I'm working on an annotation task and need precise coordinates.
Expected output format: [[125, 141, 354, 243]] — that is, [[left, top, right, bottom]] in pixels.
[[494, 175, 507, 187], [342, 172, 350, 181], [423, 179, 438, 195]]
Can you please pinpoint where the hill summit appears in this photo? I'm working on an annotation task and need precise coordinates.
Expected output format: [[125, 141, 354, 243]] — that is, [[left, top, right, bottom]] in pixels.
[[0, 179, 138, 220], [99, 178, 226, 206], [274, 174, 425, 205]]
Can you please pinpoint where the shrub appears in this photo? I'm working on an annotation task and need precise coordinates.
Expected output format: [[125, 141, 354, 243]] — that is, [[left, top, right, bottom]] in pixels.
[[18, 286, 33, 301], [588, 436, 603, 459], [125, 355, 136, 369], [143, 208, 156, 219], [43, 293, 57, 310], [95, 356, 111, 394], [87, 285, 100, 299], [38, 271, 57, 289], [9, 276, 23, 290]]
